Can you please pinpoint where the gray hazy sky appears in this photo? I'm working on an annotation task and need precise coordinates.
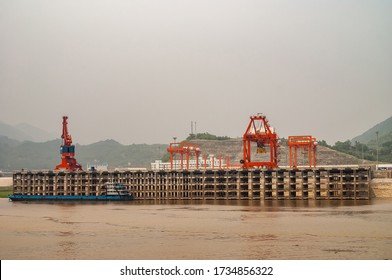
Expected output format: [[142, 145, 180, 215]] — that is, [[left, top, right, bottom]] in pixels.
[[1, 0, 391, 145]]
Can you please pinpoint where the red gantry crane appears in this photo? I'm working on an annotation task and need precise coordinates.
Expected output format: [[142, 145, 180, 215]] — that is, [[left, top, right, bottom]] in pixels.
[[287, 135, 317, 168], [167, 142, 201, 170], [242, 113, 279, 168], [55, 116, 83, 171]]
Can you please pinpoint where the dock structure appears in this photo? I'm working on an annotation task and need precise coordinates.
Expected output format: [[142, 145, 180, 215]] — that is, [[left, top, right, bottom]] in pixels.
[[12, 167, 370, 200]]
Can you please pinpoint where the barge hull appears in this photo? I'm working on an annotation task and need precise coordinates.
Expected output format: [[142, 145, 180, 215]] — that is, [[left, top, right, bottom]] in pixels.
[[8, 195, 133, 201]]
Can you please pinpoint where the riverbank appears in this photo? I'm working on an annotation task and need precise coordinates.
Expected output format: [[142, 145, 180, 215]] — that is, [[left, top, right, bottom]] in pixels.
[[0, 186, 12, 198]]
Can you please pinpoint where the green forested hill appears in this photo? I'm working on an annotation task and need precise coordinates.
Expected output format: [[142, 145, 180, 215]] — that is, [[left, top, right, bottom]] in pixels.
[[0, 136, 167, 171], [314, 116, 392, 164], [352, 116, 392, 144]]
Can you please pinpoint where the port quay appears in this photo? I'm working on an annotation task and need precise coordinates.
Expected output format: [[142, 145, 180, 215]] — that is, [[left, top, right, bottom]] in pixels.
[[13, 166, 370, 200]]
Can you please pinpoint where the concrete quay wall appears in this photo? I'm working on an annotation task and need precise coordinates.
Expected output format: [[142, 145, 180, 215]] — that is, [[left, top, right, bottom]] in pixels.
[[370, 178, 392, 198], [13, 167, 371, 200]]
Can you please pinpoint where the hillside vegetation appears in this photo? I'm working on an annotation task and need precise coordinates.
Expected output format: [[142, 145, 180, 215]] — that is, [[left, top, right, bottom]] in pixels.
[[320, 138, 392, 164], [0, 136, 167, 171], [323, 116, 392, 163], [3, 115, 392, 172], [352, 116, 392, 144], [1, 134, 375, 172], [186, 132, 231, 141]]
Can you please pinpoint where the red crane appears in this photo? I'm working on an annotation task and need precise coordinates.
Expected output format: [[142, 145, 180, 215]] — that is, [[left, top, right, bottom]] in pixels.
[[242, 113, 279, 168], [167, 142, 201, 170], [287, 135, 317, 168], [55, 116, 83, 171]]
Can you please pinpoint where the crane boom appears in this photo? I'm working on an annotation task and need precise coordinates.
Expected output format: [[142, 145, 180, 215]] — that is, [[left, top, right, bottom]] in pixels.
[[61, 116, 73, 146]]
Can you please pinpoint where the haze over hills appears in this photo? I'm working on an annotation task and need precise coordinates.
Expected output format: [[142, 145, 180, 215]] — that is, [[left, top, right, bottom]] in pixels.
[[2, 115, 392, 171], [0, 136, 374, 171], [351, 116, 392, 145], [0, 121, 56, 142]]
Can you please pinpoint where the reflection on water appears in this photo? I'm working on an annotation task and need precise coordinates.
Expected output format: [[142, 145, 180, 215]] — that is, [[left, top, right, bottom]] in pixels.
[[0, 198, 391, 260]]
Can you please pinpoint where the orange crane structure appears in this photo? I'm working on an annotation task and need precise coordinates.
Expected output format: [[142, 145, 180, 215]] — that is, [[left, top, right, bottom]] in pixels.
[[242, 113, 279, 168], [167, 142, 201, 170], [55, 116, 83, 171], [287, 135, 317, 168]]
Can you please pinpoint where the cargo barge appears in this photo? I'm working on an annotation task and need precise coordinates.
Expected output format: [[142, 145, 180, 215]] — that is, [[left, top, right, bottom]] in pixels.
[[9, 181, 133, 201]]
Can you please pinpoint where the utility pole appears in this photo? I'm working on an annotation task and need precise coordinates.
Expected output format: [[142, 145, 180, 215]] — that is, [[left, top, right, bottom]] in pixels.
[[376, 131, 379, 166]]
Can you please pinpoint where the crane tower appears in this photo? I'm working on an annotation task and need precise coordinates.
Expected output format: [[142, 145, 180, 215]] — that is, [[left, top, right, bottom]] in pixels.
[[55, 116, 83, 171]]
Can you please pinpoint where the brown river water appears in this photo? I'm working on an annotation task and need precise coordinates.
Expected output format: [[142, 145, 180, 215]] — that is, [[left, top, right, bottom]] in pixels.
[[0, 198, 391, 260]]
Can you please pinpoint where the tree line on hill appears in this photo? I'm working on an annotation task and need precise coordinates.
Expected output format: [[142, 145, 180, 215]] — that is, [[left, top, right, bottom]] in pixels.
[[318, 137, 392, 163], [186, 132, 231, 141]]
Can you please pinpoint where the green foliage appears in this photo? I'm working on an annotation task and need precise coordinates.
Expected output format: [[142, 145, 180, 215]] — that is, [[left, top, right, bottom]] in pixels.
[[279, 137, 288, 145], [329, 138, 392, 163], [352, 116, 392, 144], [317, 139, 330, 147], [345, 116, 392, 162], [334, 140, 352, 151], [0, 189, 12, 198], [161, 152, 170, 162], [186, 132, 230, 141]]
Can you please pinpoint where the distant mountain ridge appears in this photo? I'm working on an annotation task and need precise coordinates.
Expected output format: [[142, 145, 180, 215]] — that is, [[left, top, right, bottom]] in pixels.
[[351, 116, 392, 145], [2, 116, 390, 171], [0, 136, 167, 171], [0, 121, 56, 142], [0, 135, 375, 171]]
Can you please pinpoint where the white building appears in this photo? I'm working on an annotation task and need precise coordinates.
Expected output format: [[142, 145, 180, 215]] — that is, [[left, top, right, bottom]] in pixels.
[[86, 163, 108, 171], [151, 155, 227, 170], [376, 164, 392, 170]]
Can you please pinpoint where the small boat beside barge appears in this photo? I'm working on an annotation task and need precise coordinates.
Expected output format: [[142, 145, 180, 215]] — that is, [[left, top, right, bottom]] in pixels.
[[8, 182, 133, 201]]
